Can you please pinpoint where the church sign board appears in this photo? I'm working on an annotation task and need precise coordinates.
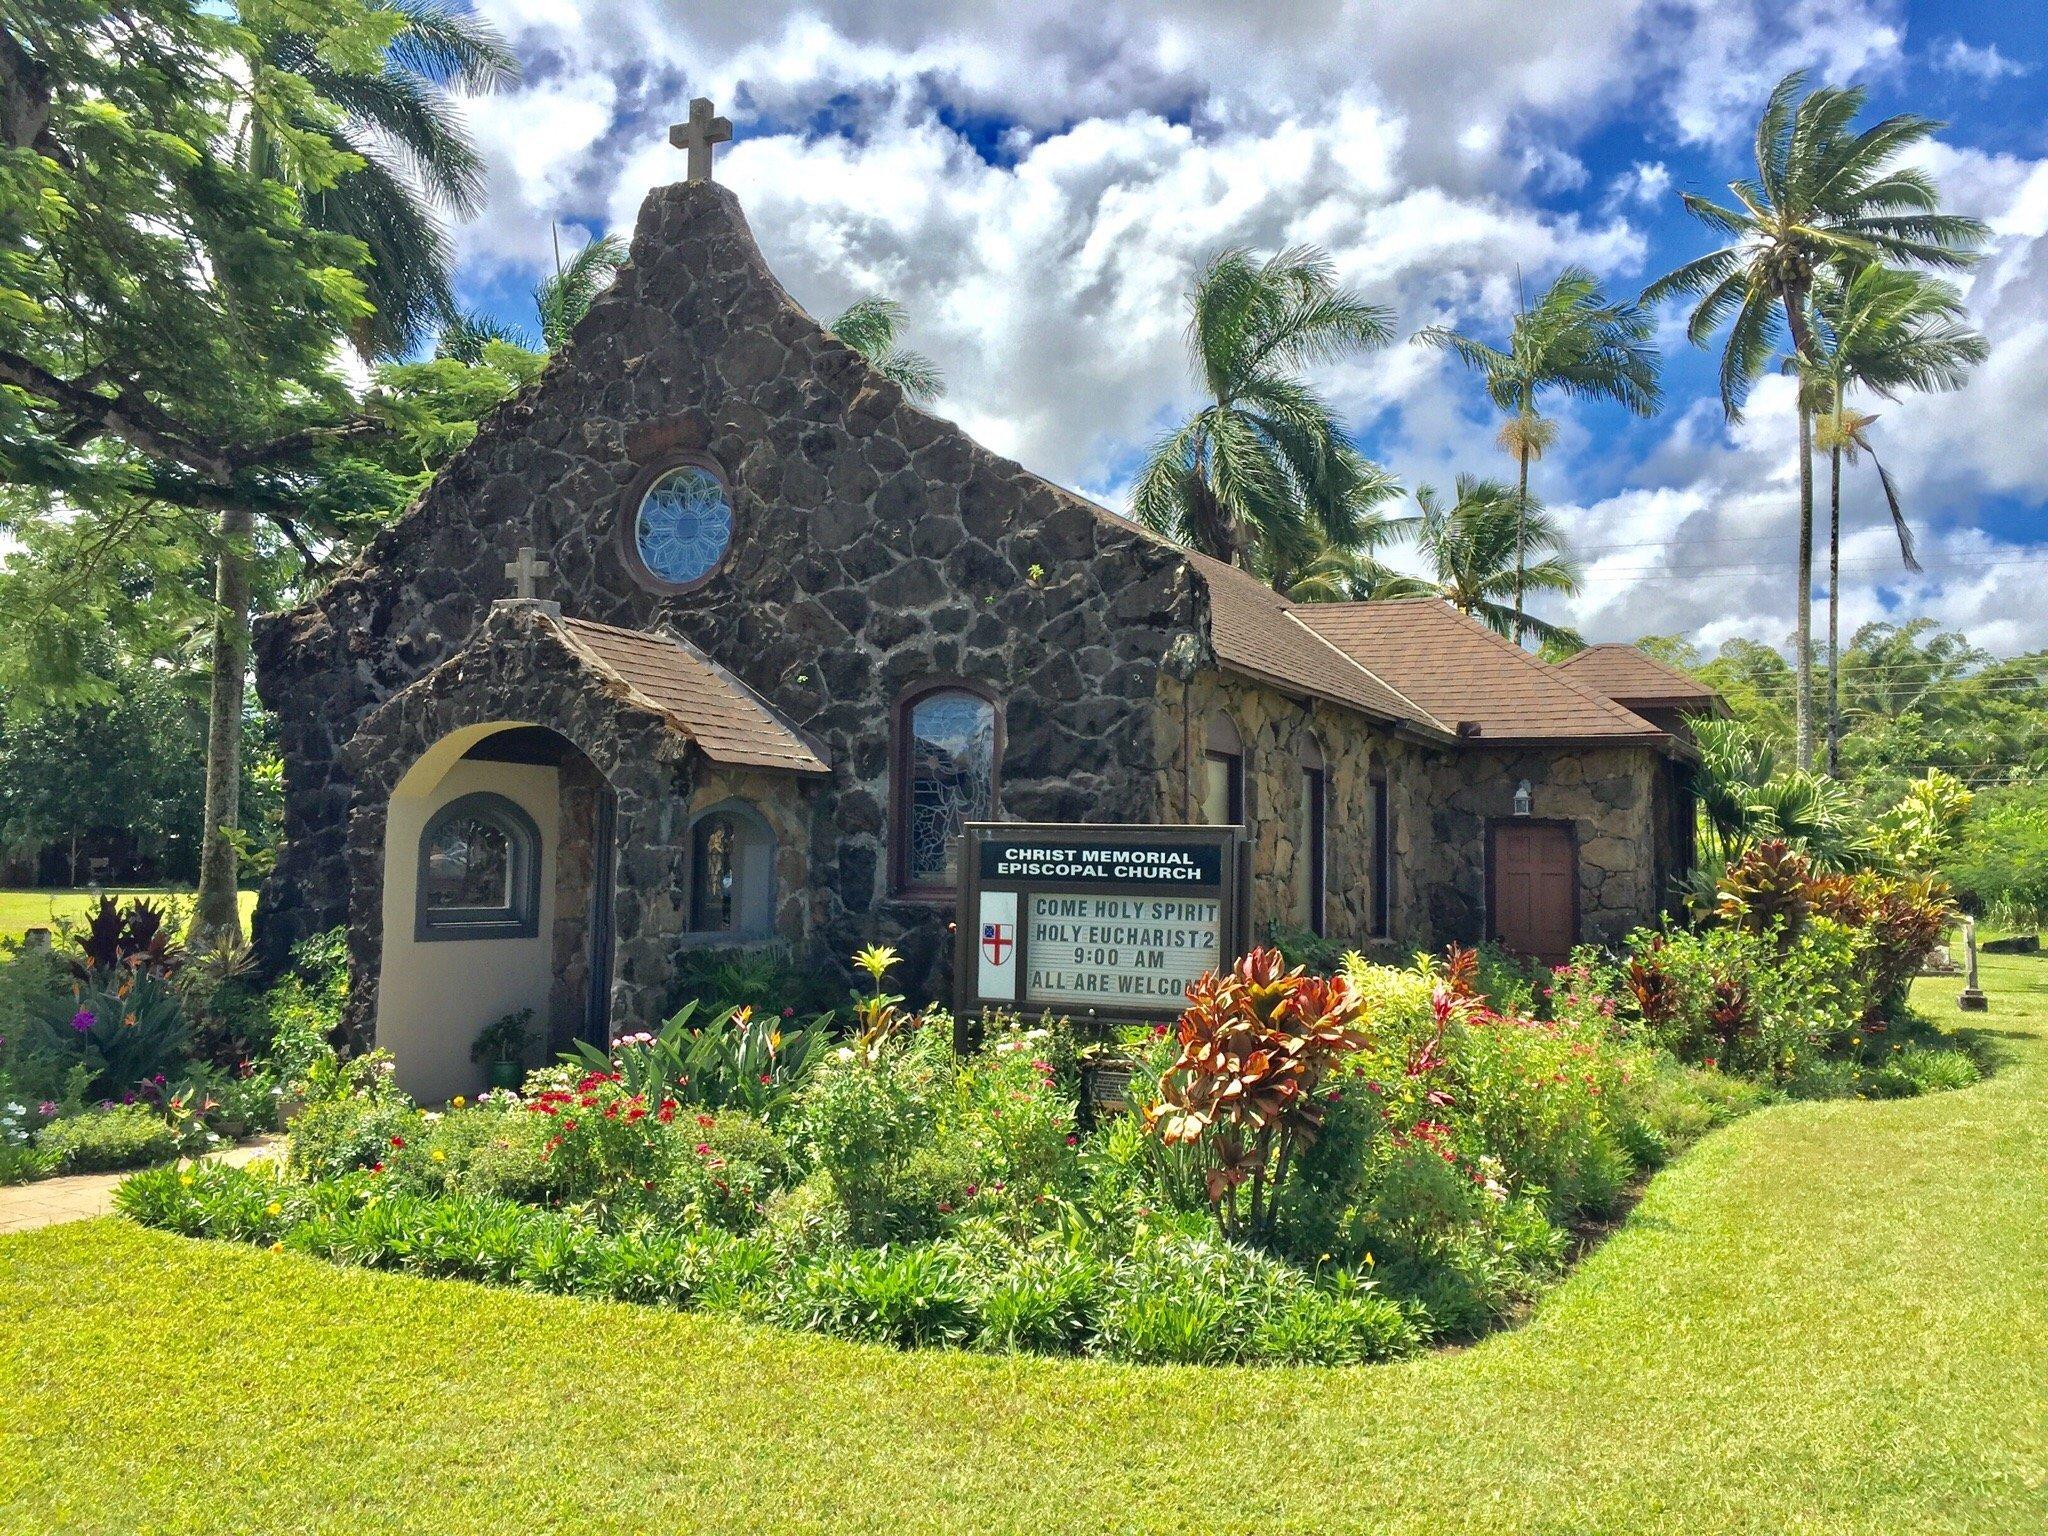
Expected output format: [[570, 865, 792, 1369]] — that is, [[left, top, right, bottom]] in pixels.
[[954, 823, 1249, 1023]]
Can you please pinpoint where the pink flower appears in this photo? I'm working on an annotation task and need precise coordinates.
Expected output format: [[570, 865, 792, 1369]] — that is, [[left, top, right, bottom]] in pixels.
[[70, 1010, 94, 1033]]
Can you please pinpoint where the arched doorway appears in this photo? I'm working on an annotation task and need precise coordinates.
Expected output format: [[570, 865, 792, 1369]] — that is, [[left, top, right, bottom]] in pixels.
[[375, 721, 615, 1101]]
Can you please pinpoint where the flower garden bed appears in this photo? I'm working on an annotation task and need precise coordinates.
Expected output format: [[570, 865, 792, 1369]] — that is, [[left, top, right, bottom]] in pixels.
[[115, 852, 1979, 1367]]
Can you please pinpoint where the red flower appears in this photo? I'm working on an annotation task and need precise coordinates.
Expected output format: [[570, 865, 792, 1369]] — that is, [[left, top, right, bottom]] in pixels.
[[370, 1161, 385, 1173], [696, 1113, 716, 1130], [389, 1135, 406, 1149], [656, 1101, 677, 1124], [694, 1142, 712, 1156]]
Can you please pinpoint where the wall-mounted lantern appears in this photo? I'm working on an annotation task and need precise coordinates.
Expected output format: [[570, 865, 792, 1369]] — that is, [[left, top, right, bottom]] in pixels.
[[1512, 779, 1533, 817]]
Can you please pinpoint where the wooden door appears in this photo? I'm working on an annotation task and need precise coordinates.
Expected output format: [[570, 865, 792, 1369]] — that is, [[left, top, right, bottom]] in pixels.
[[1490, 821, 1578, 965]]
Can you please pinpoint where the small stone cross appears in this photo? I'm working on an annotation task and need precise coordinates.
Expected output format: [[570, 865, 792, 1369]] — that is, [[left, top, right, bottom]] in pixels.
[[504, 545, 550, 601], [670, 97, 732, 184]]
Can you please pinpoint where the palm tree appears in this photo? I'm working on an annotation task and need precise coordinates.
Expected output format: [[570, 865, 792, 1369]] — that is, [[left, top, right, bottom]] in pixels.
[[192, 3, 514, 945], [1806, 265, 1985, 773], [439, 230, 629, 362], [1408, 476, 1583, 648], [829, 297, 944, 404], [1257, 533, 1433, 603], [1134, 246, 1396, 572], [1416, 267, 1659, 642], [1641, 69, 1984, 770], [261, 0, 518, 356]]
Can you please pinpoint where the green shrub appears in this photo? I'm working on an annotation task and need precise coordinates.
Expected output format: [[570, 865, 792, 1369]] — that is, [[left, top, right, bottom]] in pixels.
[[966, 1246, 1104, 1355], [426, 1106, 571, 1205], [778, 1243, 975, 1349], [38, 1104, 180, 1173], [286, 1094, 428, 1180]]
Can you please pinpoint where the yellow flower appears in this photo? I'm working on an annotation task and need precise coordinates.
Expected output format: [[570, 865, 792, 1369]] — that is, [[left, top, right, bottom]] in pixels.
[[178, 1173, 194, 1187], [450, 1095, 466, 1109], [269, 1242, 284, 1254], [853, 944, 901, 983], [430, 1148, 447, 1163], [265, 1201, 283, 1218]]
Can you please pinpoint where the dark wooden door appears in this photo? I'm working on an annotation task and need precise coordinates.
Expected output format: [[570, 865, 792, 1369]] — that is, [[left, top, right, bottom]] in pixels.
[[1491, 821, 1577, 965]]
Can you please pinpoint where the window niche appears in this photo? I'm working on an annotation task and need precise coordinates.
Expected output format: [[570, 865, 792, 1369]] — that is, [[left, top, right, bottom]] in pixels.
[[893, 683, 1000, 897], [1298, 732, 1327, 938], [1200, 714, 1246, 827], [415, 792, 541, 941], [685, 800, 778, 942]]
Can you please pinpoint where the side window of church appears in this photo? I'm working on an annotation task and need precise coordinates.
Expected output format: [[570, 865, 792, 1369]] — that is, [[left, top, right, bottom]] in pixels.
[[1200, 715, 1246, 826], [896, 687, 998, 895], [688, 805, 777, 940], [416, 793, 540, 941], [1369, 775, 1392, 937]]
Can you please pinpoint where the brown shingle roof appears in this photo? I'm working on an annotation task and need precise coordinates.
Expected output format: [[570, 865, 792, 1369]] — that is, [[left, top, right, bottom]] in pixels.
[[1297, 599, 1673, 746], [550, 614, 830, 775], [1553, 643, 1728, 714], [1186, 553, 1451, 737]]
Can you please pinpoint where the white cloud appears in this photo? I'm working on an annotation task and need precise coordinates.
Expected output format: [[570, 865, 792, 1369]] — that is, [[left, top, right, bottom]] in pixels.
[[437, 0, 2048, 656], [1934, 39, 2031, 83]]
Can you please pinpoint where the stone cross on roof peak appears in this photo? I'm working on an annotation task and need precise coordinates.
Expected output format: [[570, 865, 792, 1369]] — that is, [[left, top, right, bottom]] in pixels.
[[670, 97, 732, 184], [504, 545, 549, 600]]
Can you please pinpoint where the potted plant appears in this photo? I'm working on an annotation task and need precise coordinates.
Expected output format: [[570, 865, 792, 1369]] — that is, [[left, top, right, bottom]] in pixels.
[[471, 1009, 534, 1091]]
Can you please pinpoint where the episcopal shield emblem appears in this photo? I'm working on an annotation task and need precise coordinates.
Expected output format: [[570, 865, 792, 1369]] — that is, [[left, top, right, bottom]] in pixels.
[[981, 922, 1013, 965]]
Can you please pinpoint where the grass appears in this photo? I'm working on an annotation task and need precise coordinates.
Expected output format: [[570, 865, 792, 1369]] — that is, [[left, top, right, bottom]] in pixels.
[[2, 960, 2045, 1534], [0, 886, 256, 941]]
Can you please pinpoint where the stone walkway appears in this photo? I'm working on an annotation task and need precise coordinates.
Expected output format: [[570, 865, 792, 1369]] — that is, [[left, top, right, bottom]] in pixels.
[[0, 1137, 280, 1235]]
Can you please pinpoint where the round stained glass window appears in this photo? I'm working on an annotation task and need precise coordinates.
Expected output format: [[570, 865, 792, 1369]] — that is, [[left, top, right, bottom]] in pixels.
[[633, 464, 733, 588]]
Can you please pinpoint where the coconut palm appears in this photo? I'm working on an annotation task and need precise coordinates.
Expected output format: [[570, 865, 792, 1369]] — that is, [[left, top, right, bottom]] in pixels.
[[258, 0, 518, 357], [1416, 267, 1659, 641], [829, 297, 944, 404], [1134, 246, 1397, 572], [1641, 69, 1984, 770], [1258, 534, 1433, 603], [192, 2, 514, 944], [1806, 265, 1985, 773], [1408, 476, 1582, 648], [439, 230, 629, 361]]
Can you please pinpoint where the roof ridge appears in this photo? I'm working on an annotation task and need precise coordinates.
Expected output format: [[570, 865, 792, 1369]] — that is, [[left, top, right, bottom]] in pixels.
[[1279, 607, 1451, 735], [1556, 641, 1718, 693], [1414, 605, 1665, 734]]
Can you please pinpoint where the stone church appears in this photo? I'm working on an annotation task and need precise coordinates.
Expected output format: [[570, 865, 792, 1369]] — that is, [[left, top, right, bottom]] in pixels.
[[254, 156, 1717, 1101]]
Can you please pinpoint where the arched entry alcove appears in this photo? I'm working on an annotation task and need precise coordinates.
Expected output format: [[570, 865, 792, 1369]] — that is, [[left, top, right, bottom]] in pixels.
[[376, 721, 616, 1102]]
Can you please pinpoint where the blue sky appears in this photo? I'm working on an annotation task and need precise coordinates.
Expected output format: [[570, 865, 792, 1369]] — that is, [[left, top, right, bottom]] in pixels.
[[446, 1, 2048, 656]]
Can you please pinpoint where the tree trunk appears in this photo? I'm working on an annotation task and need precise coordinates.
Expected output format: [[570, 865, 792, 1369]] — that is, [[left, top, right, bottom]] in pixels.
[[1783, 284, 1817, 771], [1826, 440, 1843, 779], [193, 505, 252, 946], [1514, 441, 1530, 647], [1794, 398, 1815, 770]]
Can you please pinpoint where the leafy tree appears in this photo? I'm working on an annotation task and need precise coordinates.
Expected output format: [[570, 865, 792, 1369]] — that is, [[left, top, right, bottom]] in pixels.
[[257, 0, 516, 357], [0, 1, 511, 945], [1416, 267, 1659, 641], [828, 296, 943, 404], [1806, 266, 1985, 773], [1135, 246, 1396, 573], [1642, 69, 1984, 769], [1406, 475, 1582, 647]]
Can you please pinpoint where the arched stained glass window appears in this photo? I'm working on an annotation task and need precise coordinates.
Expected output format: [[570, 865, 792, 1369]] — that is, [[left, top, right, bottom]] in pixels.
[[632, 463, 733, 589], [415, 793, 540, 941], [896, 687, 998, 893]]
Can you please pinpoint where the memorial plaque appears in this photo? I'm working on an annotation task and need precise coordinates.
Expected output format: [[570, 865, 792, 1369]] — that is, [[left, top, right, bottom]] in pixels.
[[954, 823, 1247, 1023]]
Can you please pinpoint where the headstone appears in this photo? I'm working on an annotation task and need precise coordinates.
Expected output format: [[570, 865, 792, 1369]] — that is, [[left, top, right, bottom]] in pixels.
[[1958, 917, 1989, 1012], [669, 97, 732, 184], [21, 926, 50, 951]]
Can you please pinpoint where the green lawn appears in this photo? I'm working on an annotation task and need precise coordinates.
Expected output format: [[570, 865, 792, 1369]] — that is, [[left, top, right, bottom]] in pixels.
[[3, 961, 2045, 1534], [0, 886, 256, 940]]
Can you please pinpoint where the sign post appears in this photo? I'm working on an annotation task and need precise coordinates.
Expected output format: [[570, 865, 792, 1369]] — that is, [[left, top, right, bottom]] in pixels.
[[953, 822, 1249, 1028]]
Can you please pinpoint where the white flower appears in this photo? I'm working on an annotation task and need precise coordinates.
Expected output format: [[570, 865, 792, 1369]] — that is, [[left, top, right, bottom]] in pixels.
[[835, 1046, 855, 1063]]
